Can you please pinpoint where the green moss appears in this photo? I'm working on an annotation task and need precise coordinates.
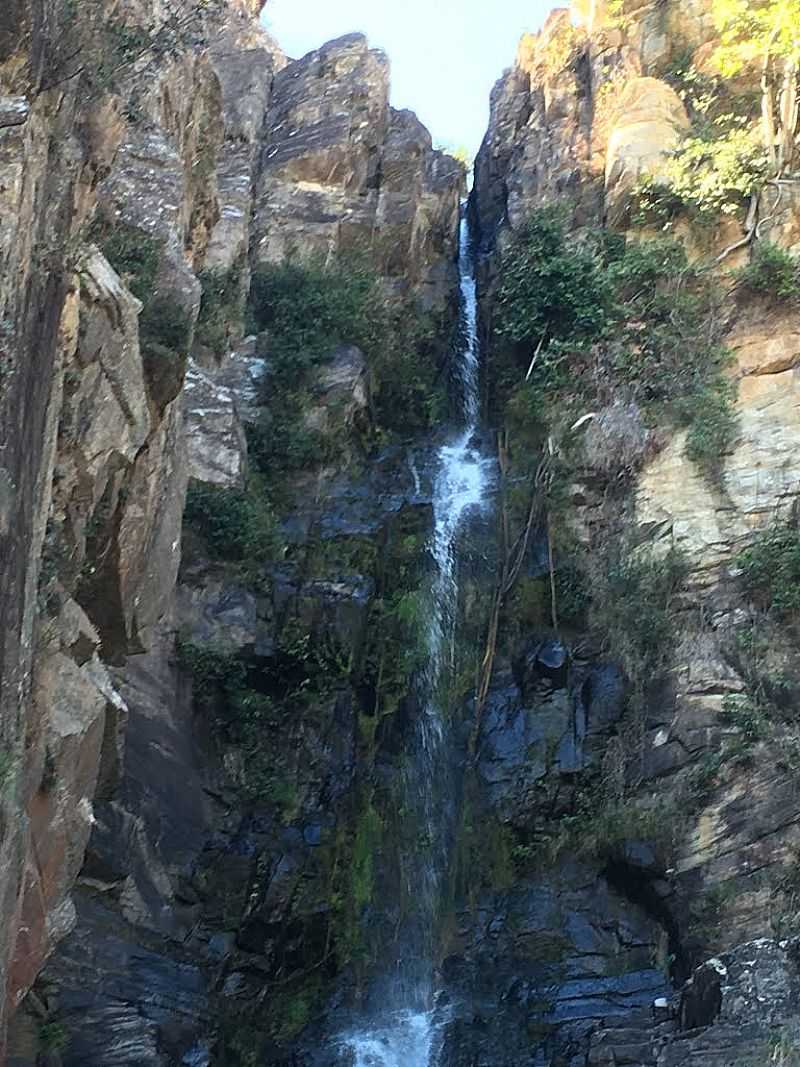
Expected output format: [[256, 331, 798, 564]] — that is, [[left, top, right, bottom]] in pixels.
[[351, 802, 383, 909]]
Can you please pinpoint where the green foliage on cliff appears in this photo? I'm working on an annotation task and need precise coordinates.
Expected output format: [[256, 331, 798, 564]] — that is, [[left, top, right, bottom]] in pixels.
[[39, 1021, 69, 1054], [174, 638, 245, 699], [247, 257, 446, 441], [634, 127, 766, 222], [493, 209, 609, 351], [196, 265, 243, 358], [93, 218, 192, 405], [736, 242, 800, 301], [94, 222, 161, 302], [589, 543, 688, 703], [248, 259, 375, 377], [184, 479, 280, 563], [493, 211, 737, 479], [737, 519, 800, 618]]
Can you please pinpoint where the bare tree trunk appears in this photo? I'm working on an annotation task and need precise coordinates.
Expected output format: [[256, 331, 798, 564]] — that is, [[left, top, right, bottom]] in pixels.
[[762, 55, 778, 176], [778, 57, 799, 175]]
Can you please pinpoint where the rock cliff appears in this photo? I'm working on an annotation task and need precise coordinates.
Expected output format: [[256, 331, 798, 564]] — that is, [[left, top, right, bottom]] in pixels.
[[0, 2, 462, 1062], [460, 0, 800, 1062], [4, 0, 800, 1064]]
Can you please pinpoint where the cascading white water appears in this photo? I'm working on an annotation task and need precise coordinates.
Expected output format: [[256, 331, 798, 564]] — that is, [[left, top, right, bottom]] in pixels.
[[343, 211, 491, 1067]]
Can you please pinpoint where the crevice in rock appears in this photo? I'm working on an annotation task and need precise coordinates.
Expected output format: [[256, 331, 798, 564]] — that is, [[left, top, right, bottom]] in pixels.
[[603, 858, 689, 985]]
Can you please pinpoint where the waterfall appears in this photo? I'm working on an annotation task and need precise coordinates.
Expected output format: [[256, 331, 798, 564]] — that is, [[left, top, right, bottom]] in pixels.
[[342, 211, 492, 1067]]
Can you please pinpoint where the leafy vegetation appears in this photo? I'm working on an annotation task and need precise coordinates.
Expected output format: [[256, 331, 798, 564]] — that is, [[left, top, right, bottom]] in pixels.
[[719, 692, 768, 742], [493, 210, 737, 480], [93, 223, 161, 302], [183, 479, 280, 564], [195, 265, 243, 358], [638, 127, 766, 222], [737, 242, 800, 301], [176, 610, 358, 811], [712, 0, 800, 177], [588, 544, 688, 708], [39, 1021, 69, 1054], [247, 257, 448, 455], [92, 219, 192, 405], [493, 210, 609, 355], [248, 259, 374, 378], [738, 518, 800, 618]]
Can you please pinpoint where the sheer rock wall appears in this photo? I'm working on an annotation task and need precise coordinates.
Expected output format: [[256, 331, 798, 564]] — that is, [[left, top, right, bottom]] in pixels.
[[0, 3, 462, 1061]]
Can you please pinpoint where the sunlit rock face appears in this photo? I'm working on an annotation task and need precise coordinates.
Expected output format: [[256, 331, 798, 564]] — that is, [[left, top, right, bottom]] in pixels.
[[604, 76, 689, 226], [253, 33, 462, 310], [464, 1, 800, 1064]]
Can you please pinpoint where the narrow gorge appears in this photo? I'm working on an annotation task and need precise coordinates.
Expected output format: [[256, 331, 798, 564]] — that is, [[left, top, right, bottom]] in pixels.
[[2, 1, 800, 1065]]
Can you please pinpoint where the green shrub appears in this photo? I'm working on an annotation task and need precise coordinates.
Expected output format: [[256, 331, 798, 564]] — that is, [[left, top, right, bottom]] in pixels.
[[248, 258, 375, 379], [662, 127, 767, 219], [630, 80, 766, 225], [247, 258, 446, 442], [196, 265, 243, 357], [245, 403, 334, 484], [535, 789, 679, 866], [39, 1021, 68, 1053], [175, 638, 299, 808], [719, 693, 767, 742], [683, 383, 739, 480], [589, 544, 688, 702], [95, 220, 193, 405], [93, 221, 161, 302], [494, 207, 609, 351], [140, 296, 192, 354], [738, 520, 800, 618], [492, 213, 737, 480], [737, 242, 800, 302], [183, 479, 279, 562], [174, 637, 246, 695]]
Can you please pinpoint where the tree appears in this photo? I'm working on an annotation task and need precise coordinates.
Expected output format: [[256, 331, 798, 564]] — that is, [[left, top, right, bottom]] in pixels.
[[713, 0, 800, 175]]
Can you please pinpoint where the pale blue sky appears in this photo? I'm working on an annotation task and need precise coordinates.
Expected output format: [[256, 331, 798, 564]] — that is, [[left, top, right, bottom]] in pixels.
[[262, 1, 553, 159]]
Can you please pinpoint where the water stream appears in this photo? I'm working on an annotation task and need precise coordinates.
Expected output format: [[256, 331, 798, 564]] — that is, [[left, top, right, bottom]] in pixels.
[[342, 212, 492, 1067]]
